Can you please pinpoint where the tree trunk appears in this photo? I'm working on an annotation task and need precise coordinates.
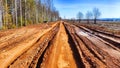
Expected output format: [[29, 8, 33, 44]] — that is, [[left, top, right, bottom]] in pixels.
[[0, 11, 2, 29], [35, 2, 38, 24], [5, 0, 8, 28], [94, 18, 96, 24], [20, 0, 22, 27], [1, 0, 4, 27], [0, 0, 3, 29], [25, 0, 27, 26], [79, 19, 81, 23], [12, 0, 15, 25], [87, 19, 89, 24], [15, 0, 18, 27]]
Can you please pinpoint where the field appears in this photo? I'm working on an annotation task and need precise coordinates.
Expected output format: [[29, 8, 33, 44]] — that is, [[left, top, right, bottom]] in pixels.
[[0, 21, 120, 68], [71, 21, 120, 35]]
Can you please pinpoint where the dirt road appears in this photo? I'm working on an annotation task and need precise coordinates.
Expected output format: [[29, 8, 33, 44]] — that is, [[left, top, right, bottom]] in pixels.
[[40, 22, 78, 68], [0, 21, 120, 68], [64, 22, 120, 68]]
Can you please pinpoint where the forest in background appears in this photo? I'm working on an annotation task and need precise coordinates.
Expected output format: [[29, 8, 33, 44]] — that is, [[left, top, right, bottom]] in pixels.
[[0, 0, 60, 29]]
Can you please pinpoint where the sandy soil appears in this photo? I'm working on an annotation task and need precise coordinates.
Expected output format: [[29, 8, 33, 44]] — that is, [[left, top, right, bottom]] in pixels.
[[40, 22, 77, 68], [0, 21, 120, 68], [0, 22, 58, 68]]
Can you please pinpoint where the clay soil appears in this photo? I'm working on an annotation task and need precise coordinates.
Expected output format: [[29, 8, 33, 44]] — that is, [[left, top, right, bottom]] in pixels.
[[0, 21, 120, 68]]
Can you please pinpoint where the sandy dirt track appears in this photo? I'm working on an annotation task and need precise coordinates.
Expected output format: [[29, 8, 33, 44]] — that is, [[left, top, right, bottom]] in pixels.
[[0, 21, 120, 68], [41, 22, 77, 68]]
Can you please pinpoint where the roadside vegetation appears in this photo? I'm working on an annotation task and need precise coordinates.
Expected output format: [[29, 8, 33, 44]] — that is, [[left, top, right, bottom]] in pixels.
[[0, 0, 60, 29]]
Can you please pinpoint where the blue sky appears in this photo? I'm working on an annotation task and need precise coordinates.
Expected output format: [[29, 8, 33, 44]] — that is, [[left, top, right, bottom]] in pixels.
[[53, 0, 120, 19]]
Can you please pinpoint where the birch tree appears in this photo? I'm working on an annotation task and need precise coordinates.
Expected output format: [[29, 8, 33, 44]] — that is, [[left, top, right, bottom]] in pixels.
[[0, 0, 3, 29], [15, 0, 18, 27], [0, 0, 60, 29], [20, 0, 22, 26]]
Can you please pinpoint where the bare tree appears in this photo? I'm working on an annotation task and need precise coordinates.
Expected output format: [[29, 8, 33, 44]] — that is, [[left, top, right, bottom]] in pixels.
[[93, 8, 101, 24], [77, 12, 83, 23], [86, 11, 93, 24]]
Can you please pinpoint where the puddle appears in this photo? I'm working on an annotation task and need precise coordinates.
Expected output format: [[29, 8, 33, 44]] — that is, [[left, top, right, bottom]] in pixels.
[[75, 27, 88, 37]]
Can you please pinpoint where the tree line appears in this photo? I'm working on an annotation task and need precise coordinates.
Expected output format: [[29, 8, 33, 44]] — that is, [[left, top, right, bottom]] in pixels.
[[77, 8, 101, 24], [0, 0, 60, 29]]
